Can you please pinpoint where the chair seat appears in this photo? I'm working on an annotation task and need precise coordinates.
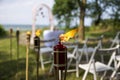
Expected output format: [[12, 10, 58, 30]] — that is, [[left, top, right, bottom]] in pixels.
[[40, 47, 53, 53], [79, 61, 114, 74], [78, 47, 94, 53]]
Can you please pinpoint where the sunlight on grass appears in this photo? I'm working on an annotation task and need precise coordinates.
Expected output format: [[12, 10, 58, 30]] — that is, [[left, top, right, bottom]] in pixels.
[[0, 37, 88, 80], [0, 29, 115, 80]]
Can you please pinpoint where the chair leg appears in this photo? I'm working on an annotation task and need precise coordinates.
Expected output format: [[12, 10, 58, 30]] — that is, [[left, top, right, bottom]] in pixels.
[[76, 60, 79, 78], [76, 67, 79, 78], [111, 61, 120, 79], [49, 62, 54, 73], [117, 45, 120, 54], [100, 71, 107, 80], [40, 54, 45, 70], [67, 58, 73, 69], [76, 53, 83, 77], [76, 51, 83, 78], [82, 61, 92, 80], [93, 73, 97, 80], [76, 59, 79, 78], [82, 70, 89, 80], [93, 59, 97, 80], [85, 52, 89, 62]]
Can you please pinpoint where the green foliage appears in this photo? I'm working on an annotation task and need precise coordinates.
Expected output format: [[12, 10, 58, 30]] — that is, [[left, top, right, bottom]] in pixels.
[[91, 19, 120, 32], [87, 0, 120, 26], [0, 24, 7, 37], [53, 0, 78, 28], [53, 0, 77, 18], [53, 0, 120, 40], [53, 0, 120, 29]]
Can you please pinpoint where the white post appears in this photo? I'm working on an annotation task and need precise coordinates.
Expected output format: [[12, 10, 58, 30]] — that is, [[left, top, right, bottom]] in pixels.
[[31, 4, 54, 44], [31, 7, 37, 44]]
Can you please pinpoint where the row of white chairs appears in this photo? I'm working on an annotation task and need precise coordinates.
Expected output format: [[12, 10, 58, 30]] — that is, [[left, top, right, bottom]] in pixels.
[[38, 31, 120, 80], [77, 32, 120, 80], [77, 43, 120, 80]]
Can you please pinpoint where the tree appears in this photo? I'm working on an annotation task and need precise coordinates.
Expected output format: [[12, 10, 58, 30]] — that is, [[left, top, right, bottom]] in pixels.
[[77, 0, 86, 41], [86, 0, 110, 26], [53, 0, 77, 28], [87, 0, 120, 26], [109, 0, 120, 29], [53, 0, 86, 41], [53, 0, 120, 40]]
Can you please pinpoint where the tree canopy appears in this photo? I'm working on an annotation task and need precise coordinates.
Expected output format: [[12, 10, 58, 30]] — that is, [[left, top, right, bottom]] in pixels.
[[53, 0, 120, 26], [52, 0, 120, 40], [53, 0, 78, 28]]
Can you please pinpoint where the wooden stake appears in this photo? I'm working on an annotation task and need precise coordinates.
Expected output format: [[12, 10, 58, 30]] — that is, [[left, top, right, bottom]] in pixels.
[[34, 36, 40, 80], [10, 28, 13, 60], [26, 32, 31, 80], [37, 48, 40, 80], [26, 37, 30, 80], [16, 30, 20, 79]]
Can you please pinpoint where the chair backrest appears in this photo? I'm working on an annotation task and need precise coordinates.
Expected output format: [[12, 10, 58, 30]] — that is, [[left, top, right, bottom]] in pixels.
[[83, 35, 104, 49], [82, 44, 119, 73], [90, 45, 120, 66], [43, 30, 64, 47], [62, 42, 78, 55], [111, 32, 120, 48], [40, 38, 56, 48], [87, 45, 100, 65]]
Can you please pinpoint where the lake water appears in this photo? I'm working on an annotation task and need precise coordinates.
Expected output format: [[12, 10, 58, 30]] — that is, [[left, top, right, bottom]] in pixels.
[[2, 24, 49, 31]]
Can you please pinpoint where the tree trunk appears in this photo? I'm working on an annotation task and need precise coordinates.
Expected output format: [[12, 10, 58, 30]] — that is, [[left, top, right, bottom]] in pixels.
[[78, 0, 86, 41], [65, 16, 70, 28]]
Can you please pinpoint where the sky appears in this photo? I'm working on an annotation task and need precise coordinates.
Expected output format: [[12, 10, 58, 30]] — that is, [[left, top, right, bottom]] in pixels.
[[0, 0, 92, 26]]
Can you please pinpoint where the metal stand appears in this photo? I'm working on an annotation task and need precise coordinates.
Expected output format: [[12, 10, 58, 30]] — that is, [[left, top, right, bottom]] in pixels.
[[36, 48, 40, 80], [54, 42, 67, 80], [10, 28, 13, 60], [16, 30, 20, 63], [16, 30, 20, 79], [34, 36, 40, 80], [55, 68, 67, 80]]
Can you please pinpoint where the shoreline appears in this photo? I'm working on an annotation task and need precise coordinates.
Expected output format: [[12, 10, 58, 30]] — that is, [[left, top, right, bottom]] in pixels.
[[2, 24, 49, 31]]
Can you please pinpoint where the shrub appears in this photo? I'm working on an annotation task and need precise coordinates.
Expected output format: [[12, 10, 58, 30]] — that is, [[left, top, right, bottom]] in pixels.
[[0, 24, 7, 37]]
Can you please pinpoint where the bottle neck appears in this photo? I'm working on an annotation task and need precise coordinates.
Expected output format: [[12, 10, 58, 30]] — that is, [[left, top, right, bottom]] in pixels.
[[58, 41, 61, 45]]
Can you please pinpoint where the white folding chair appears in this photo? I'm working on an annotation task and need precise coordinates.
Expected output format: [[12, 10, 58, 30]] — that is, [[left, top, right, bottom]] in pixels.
[[39, 30, 64, 70], [100, 32, 120, 64], [39, 39, 55, 70], [77, 44, 119, 80], [63, 42, 79, 72], [78, 35, 104, 62], [111, 44, 120, 79]]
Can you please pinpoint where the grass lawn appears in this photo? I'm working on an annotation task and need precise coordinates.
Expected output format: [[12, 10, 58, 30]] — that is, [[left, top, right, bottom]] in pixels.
[[0, 30, 117, 80]]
